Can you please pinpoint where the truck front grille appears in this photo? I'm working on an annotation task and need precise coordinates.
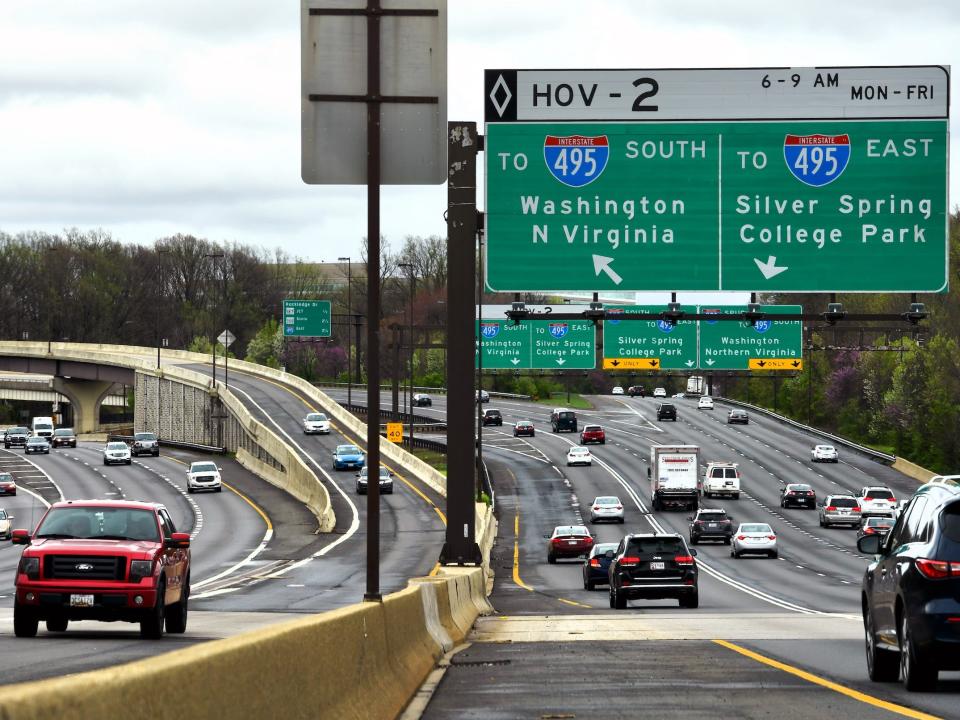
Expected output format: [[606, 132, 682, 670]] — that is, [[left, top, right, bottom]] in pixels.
[[45, 555, 125, 581]]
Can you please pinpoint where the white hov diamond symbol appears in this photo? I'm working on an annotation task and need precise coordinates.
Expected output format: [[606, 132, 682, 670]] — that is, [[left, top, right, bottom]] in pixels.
[[489, 74, 512, 118]]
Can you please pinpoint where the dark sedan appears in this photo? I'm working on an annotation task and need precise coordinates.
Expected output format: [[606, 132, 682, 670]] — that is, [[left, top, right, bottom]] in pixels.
[[412, 393, 432, 407], [857, 516, 894, 542], [780, 483, 817, 509], [50, 428, 77, 448], [582, 542, 618, 591], [727, 409, 749, 425], [24, 437, 50, 455], [513, 421, 535, 437]]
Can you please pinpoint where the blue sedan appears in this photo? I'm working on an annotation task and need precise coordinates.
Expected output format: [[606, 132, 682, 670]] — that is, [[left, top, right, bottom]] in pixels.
[[582, 542, 618, 591], [332, 444, 365, 471]]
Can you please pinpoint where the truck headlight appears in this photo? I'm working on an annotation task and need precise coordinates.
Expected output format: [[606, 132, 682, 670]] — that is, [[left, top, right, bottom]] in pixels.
[[19, 556, 40, 580], [129, 560, 153, 582]]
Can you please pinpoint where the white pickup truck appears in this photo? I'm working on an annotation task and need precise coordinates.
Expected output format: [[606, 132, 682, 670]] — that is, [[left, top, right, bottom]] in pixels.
[[703, 462, 741, 499]]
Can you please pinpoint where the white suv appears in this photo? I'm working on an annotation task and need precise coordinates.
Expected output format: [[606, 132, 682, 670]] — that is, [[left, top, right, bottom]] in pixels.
[[857, 486, 897, 517], [187, 461, 223, 493], [811, 444, 838, 463]]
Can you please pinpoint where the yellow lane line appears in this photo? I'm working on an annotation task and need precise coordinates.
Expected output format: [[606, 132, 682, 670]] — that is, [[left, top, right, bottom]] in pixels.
[[713, 640, 942, 720], [513, 508, 534, 592], [558, 598, 592, 609], [163, 456, 273, 533], [226, 366, 445, 524]]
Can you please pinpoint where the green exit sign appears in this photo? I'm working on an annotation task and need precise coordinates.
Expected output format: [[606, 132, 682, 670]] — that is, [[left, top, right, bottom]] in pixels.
[[283, 299, 331, 337], [697, 305, 802, 370], [476, 318, 595, 369]]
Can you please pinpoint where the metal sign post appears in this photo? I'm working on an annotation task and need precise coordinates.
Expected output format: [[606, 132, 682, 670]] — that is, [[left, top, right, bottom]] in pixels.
[[301, 0, 446, 600], [442, 121, 482, 566]]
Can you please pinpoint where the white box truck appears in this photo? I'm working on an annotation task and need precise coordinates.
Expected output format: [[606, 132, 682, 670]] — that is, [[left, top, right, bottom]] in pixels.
[[648, 445, 701, 511], [685, 376, 705, 396], [31, 416, 54, 439]]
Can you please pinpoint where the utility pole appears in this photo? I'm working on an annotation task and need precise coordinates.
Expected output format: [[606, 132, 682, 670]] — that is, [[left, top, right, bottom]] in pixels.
[[205, 252, 225, 387], [338, 256, 352, 405], [399, 262, 416, 450]]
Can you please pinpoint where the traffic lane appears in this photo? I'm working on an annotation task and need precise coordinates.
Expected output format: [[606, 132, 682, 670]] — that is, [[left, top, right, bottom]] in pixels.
[[0, 447, 63, 506], [639, 407, 875, 587], [573, 433, 862, 614], [742, 638, 960, 717], [0, 488, 51, 600], [498, 431, 783, 615]]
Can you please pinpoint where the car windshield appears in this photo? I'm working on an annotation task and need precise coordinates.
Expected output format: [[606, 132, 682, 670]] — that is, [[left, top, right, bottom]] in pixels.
[[832, 497, 858, 508], [54, 429, 74, 436], [554, 526, 589, 537], [700, 511, 728, 520], [558, 412, 575, 420], [866, 517, 892, 527], [741, 524, 772, 533], [34, 423, 52, 429], [191, 462, 218, 473], [28, 437, 45, 443], [135, 433, 156, 441], [570, 447, 589, 455], [12, 427, 27, 433], [584, 426, 601, 432], [36, 506, 160, 542], [337, 445, 360, 455], [818, 445, 835, 452], [106, 442, 127, 451], [595, 497, 619, 505], [789, 484, 812, 492], [0, 473, 11, 481], [360, 467, 390, 479], [306, 413, 326, 422], [865, 489, 894, 500], [592, 543, 618, 556], [0, 509, 6, 519], [517, 421, 531, 427], [626, 537, 684, 555]]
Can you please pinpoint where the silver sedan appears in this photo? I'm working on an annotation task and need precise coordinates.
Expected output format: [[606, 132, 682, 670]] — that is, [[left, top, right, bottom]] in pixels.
[[589, 496, 624, 524], [731, 522, 778, 558]]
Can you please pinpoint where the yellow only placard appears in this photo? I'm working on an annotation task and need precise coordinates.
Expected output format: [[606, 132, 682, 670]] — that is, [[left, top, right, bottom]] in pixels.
[[386, 422, 404, 443], [602, 358, 661, 370], [748, 358, 803, 371]]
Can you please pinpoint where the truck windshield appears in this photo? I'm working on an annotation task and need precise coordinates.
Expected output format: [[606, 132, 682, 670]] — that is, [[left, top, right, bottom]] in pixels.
[[36, 507, 160, 542]]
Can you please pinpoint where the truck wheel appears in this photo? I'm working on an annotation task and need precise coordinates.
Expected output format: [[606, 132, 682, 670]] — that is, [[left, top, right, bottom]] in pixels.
[[140, 580, 166, 639], [547, 554, 556, 564], [680, 592, 699, 609], [613, 586, 627, 609], [46, 618, 68, 633], [14, 603, 38, 637], [584, 578, 595, 592], [733, 494, 740, 500], [901, 614, 938, 691], [865, 607, 899, 682], [166, 578, 189, 634]]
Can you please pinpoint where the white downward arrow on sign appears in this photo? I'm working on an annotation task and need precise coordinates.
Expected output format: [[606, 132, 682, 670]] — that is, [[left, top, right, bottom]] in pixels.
[[510, 358, 520, 365], [705, 358, 715, 366], [754, 255, 788, 280], [592, 255, 623, 285], [685, 360, 695, 367], [556, 357, 566, 365]]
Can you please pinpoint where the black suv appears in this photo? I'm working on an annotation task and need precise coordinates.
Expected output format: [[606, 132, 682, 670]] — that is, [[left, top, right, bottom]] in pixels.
[[628, 385, 645, 397], [688, 508, 733, 545], [656, 403, 677, 421], [858, 481, 960, 691], [608, 533, 699, 609], [4, 427, 29, 449], [481, 409, 502, 427]]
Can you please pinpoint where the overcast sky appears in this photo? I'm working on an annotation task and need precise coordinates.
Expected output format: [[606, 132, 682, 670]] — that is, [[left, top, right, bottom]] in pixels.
[[0, 0, 956, 283]]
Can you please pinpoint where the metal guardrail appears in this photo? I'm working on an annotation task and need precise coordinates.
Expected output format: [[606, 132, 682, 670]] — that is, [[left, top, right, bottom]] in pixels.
[[108, 434, 226, 455], [714, 397, 896, 465]]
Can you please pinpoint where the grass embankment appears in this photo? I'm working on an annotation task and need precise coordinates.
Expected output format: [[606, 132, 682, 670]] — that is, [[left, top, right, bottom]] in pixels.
[[548, 392, 593, 410]]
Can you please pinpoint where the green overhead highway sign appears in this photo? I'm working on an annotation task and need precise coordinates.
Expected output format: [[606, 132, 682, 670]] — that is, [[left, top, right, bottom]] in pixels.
[[484, 66, 948, 293], [698, 305, 803, 370], [602, 305, 698, 370], [476, 318, 595, 370], [283, 299, 331, 337]]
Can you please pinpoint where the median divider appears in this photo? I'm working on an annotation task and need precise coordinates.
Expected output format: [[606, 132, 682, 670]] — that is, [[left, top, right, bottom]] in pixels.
[[0, 568, 490, 720], [891, 456, 937, 484]]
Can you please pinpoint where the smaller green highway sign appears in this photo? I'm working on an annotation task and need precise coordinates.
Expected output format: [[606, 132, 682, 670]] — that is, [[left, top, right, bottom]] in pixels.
[[476, 319, 595, 369], [698, 305, 802, 370], [602, 305, 698, 370], [283, 299, 331, 337]]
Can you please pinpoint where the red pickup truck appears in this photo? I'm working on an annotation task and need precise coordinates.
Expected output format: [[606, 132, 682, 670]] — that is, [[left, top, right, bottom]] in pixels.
[[12, 499, 190, 639]]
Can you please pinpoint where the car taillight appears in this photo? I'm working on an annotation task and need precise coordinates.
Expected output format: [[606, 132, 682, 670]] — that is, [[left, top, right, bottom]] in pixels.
[[615, 506, 622, 510], [619, 556, 640, 567], [826, 506, 836, 512], [916, 558, 960, 579], [864, 528, 875, 534], [767, 535, 776, 541], [589, 558, 601, 568], [737, 535, 746, 541], [852, 507, 861, 512], [674, 555, 695, 566], [889, 497, 896, 503], [592, 506, 599, 511]]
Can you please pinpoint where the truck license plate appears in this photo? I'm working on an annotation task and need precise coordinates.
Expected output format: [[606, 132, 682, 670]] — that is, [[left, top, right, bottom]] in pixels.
[[70, 594, 94, 608], [650, 562, 665, 570]]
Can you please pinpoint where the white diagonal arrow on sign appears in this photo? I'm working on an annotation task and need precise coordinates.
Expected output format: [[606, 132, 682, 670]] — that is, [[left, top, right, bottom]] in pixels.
[[592, 255, 623, 285], [754, 255, 788, 280]]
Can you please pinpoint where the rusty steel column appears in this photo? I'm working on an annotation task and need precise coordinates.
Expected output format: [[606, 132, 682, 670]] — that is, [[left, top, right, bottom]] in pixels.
[[441, 121, 482, 566]]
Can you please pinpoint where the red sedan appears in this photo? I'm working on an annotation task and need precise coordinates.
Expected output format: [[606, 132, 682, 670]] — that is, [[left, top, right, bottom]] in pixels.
[[546, 525, 594, 563]]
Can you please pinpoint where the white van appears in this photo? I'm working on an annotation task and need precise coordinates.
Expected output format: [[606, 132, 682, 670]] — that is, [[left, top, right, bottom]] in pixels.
[[31, 417, 54, 439], [703, 462, 741, 499]]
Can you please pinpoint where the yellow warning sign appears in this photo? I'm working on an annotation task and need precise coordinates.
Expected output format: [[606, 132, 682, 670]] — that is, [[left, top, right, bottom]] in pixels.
[[748, 358, 803, 371], [386, 422, 404, 443], [602, 358, 661, 370]]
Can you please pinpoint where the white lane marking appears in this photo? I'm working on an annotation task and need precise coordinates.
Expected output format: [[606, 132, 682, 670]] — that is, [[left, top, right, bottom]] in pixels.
[[537, 431, 824, 615], [610, 399, 662, 432], [229, 384, 360, 568], [7, 452, 65, 502]]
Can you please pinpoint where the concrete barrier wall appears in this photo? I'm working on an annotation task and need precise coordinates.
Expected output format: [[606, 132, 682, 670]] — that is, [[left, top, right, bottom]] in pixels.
[[0, 568, 489, 720], [892, 456, 938, 484]]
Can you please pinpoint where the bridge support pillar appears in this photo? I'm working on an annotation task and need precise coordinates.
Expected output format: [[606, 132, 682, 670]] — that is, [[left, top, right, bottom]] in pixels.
[[52, 378, 114, 434]]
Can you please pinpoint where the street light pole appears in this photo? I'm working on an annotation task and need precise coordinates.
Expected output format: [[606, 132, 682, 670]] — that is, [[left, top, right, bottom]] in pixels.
[[156, 248, 169, 369], [338, 256, 352, 406], [399, 263, 415, 451], [205, 252, 225, 387]]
